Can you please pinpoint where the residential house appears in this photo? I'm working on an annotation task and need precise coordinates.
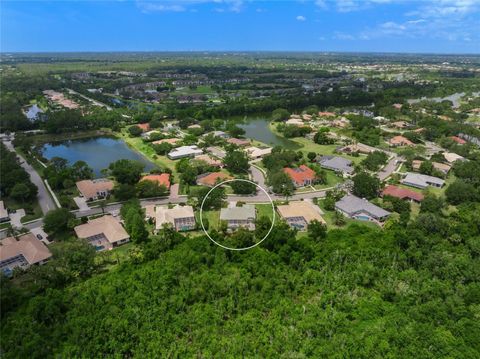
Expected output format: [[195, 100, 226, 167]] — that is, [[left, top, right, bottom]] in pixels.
[[155, 205, 196, 232], [194, 154, 223, 168], [136, 123, 150, 132], [335, 195, 391, 223], [211, 131, 229, 139], [286, 118, 306, 126], [140, 174, 171, 190], [317, 155, 354, 176], [284, 165, 316, 187], [338, 143, 375, 154], [152, 138, 181, 147], [331, 117, 350, 128], [411, 160, 451, 175], [220, 205, 256, 231], [168, 145, 203, 160], [381, 185, 424, 203], [401, 172, 445, 189], [277, 201, 326, 231], [318, 111, 336, 117], [144, 204, 156, 220], [227, 138, 250, 147], [389, 135, 414, 147], [187, 124, 202, 129], [206, 146, 227, 159], [443, 152, 465, 164], [0, 201, 9, 223], [392, 103, 403, 110], [196, 172, 232, 187], [0, 234, 52, 276], [245, 146, 272, 159], [390, 121, 410, 129], [74, 215, 130, 251], [76, 179, 114, 201], [141, 130, 162, 140]]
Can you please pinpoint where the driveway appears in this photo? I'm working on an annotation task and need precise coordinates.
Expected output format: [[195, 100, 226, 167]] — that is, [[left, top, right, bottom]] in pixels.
[[377, 156, 400, 181], [9, 209, 26, 228], [2, 137, 57, 215], [73, 196, 90, 211]]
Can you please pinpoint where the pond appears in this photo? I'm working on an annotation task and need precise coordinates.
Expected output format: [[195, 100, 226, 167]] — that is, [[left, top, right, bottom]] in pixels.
[[41, 137, 156, 177], [236, 116, 301, 149]]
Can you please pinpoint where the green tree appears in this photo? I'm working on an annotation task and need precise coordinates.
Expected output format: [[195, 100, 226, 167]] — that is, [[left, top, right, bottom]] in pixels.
[[445, 180, 478, 205], [307, 219, 327, 240], [43, 208, 75, 236], [128, 125, 143, 137], [272, 108, 290, 122], [109, 159, 144, 185], [307, 152, 317, 162], [352, 172, 380, 199], [114, 183, 137, 201], [223, 150, 249, 174], [269, 171, 295, 197], [230, 180, 257, 195]]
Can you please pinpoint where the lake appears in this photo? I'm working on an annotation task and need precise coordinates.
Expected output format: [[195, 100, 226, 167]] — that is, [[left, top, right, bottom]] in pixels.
[[41, 137, 156, 177], [237, 116, 301, 149]]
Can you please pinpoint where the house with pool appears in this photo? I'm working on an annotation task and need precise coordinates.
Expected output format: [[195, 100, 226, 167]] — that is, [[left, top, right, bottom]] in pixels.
[[277, 201, 326, 231], [335, 195, 391, 224]]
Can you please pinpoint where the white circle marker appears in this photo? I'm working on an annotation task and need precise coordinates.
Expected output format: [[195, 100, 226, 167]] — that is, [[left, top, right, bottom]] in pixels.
[[199, 179, 275, 251]]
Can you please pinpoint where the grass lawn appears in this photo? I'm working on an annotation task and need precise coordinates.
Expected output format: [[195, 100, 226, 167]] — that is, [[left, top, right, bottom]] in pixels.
[[255, 203, 275, 222], [119, 131, 179, 178], [196, 210, 220, 230], [95, 242, 135, 270]]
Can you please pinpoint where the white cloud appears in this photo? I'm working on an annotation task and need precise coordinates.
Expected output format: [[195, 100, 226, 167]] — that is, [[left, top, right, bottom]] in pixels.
[[334, 31, 355, 40], [296, 15, 306, 21], [136, 0, 244, 13]]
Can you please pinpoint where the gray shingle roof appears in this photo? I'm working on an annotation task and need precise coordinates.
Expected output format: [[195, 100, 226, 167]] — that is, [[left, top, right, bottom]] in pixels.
[[401, 172, 445, 188], [335, 195, 390, 219], [318, 156, 354, 174], [220, 205, 256, 221]]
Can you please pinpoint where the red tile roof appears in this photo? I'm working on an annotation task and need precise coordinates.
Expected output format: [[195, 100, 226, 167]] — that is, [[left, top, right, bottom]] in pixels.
[[389, 135, 414, 146], [197, 172, 232, 187], [382, 185, 424, 202], [137, 123, 150, 132], [141, 174, 170, 189], [283, 165, 316, 185], [450, 136, 466, 145]]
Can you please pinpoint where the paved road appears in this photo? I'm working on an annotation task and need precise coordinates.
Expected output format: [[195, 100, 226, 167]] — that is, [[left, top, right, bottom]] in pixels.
[[2, 137, 57, 215], [377, 155, 401, 181]]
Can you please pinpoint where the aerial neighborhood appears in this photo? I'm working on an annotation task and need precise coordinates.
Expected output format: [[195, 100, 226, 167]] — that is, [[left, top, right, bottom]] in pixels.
[[2, 53, 480, 282], [1, 0, 480, 353]]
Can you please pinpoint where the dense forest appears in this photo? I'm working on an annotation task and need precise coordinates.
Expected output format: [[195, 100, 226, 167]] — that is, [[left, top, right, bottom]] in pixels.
[[1, 202, 479, 357]]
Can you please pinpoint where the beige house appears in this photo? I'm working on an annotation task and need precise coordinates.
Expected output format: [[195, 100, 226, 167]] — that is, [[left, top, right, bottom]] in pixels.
[[277, 201, 326, 231], [245, 146, 272, 159], [76, 179, 114, 201], [74, 215, 130, 251], [155, 205, 196, 232], [0, 234, 52, 275]]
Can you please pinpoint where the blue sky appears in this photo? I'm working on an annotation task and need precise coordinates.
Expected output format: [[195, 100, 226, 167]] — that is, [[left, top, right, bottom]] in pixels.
[[1, 0, 479, 53]]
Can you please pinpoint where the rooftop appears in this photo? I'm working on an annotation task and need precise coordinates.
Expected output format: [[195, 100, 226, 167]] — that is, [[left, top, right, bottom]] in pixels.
[[277, 201, 326, 224], [336, 195, 391, 218], [141, 174, 171, 189], [402, 172, 445, 187], [0, 233, 52, 265], [318, 156, 354, 174], [74, 215, 129, 244], [382, 185, 424, 202], [284, 165, 316, 183], [227, 138, 250, 146], [197, 172, 232, 187], [220, 205, 256, 221], [168, 145, 203, 158], [155, 205, 195, 230], [76, 179, 114, 199]]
